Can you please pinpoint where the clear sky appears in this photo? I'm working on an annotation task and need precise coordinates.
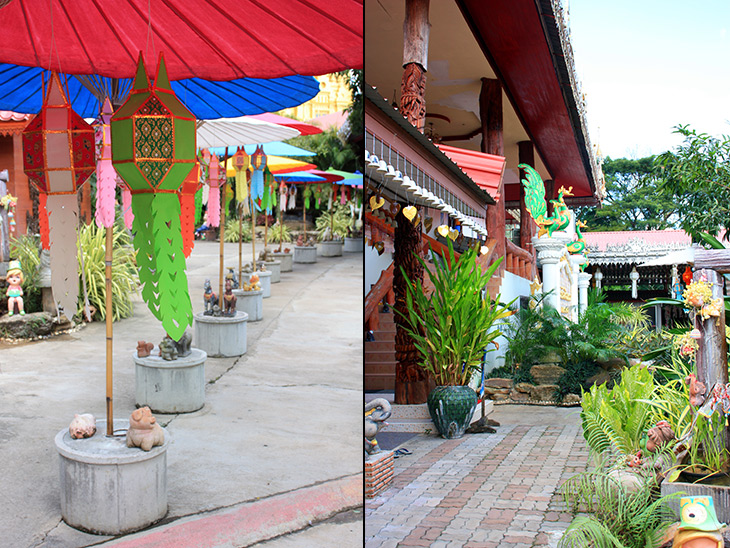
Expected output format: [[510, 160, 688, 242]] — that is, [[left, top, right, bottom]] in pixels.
[[568, 1, 730, 160]]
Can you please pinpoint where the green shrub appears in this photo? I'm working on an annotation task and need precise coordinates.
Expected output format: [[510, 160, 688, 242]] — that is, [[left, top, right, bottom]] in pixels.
[[268, 221, 292, 243], [223, 218, 252, 243], [315, 206, 350, 241]]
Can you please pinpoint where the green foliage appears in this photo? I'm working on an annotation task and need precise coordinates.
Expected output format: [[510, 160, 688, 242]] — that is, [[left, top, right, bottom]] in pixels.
[[397, 239, 512, 386], [223, 218, 252, 243], [580, 365, 656, 456], [288, 127, 358, 172], [655, 125, 730, 239], [576, 156, 676, 231], [315, 205, 350, 241], [559, 470, 679, 548], [77, 222, 138, 321], [8, 234, 42, 313], [268, 221, 292, 243]]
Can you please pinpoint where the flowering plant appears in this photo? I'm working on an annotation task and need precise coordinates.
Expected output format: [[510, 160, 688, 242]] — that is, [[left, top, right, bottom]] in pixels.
[[683, 277, 722, 321], [673, 332, 699, 361]]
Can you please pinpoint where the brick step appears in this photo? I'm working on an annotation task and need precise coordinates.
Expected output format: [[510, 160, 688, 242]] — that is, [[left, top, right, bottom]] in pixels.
[[369, 331, 395, 341], [364, 348, 396, 360], [364, 375, 394, 392], [365, 340, 395, 352], [364, 363, 395, 375]]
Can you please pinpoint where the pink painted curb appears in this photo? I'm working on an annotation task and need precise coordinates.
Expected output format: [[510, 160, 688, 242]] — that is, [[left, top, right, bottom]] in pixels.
[[97, 474, 363, 548]]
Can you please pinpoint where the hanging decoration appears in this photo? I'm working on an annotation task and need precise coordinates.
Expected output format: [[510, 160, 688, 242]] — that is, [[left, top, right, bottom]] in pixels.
[[22, 71, 95, 321], [250, 145, 267, 210], [206, 152, 222, 227], [279, 182, 287, 213], [179, 162, 201, 258], [287, 185, 297, 211], [94, 97, 117, 228], [232, 147, 249, 205], [121, 184, 134, 229], [261, 166, 274, 213], [111, 52, 196, 340]]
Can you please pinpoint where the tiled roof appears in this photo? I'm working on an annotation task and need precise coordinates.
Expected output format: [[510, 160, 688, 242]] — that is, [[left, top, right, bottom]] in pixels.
[[435, 144, 506, 200], [583, 230, 691, 252]]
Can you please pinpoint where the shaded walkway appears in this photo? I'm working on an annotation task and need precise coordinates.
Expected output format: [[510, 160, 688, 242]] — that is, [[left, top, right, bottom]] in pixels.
[[365, 406, 589, 548]]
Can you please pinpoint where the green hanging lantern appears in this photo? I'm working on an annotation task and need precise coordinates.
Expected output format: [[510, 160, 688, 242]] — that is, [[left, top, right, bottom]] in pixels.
[[111, 52, 196, 340]]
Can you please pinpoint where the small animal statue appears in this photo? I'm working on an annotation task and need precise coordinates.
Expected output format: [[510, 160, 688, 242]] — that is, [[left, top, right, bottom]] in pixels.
[[225, 268, 239, 289], [258, 249, 272, 262], [686, 374, 707, 408], [203, 279, 218, 315], [306, 237, 316, 247], [365, 398, 392, 457], [223, 278, 237, 315], [174, 331, 192, 357], [159, 335, 179, 361], [69, 413, 96, 439], [642, 420, 675, 453], [136, 340, 154, 358], [673, 496, 725, 547], [296, 234, 305, 247], [126, 407, 165, 452]]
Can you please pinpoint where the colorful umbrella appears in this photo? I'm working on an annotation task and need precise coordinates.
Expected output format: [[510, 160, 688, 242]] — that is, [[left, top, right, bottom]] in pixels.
[[196, 117, 300, 148], [247, 113, 323, 135], [209, 141, 315, 158], [225, 155, 316, 177]]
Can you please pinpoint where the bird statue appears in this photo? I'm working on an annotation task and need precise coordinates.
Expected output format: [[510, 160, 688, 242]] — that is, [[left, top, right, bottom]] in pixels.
[[567, 220, 589, 255], [672, 496, 725, 547], [519, 164, 574, 238]]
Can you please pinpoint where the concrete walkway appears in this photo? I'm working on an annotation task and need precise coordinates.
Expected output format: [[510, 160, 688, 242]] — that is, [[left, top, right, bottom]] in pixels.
[[0, 240, 363, 548], [365, 405, 589, 548]]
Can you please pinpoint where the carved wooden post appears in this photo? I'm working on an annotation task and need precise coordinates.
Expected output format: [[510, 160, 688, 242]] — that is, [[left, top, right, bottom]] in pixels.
[[400, 0, 429, 132], [481, 78, 505, 276], [393, 207, 429, 404]]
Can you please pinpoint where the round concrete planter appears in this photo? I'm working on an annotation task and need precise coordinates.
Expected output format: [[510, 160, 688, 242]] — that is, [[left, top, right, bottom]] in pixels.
[[55, 419, 168, 535], [194, 311, 248, 357], [344, 237, 363, 253], [265, 260, 281, 283], [293, 245, 317, 264], [271, 251, 292, 272], [257, 270, 272, 298], [233, 288, 263, 321], [134, 348, 207, 413], [318, 240, 343, 257]]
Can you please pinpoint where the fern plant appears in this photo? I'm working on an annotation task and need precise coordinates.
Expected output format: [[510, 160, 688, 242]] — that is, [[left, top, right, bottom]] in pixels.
[[580, 365, 656, 456], [559, 470, 680, 548]]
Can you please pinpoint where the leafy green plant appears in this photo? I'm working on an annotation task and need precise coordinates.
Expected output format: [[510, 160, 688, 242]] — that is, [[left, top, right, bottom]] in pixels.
[[314, 205, 350, 241], [397, 238, 512, 386], [559, 470, 680, 548], [580, 365, 656, 456], [77, 222, 138, 321], [268, 220, 292, 243], [223, 218, 252, 243]]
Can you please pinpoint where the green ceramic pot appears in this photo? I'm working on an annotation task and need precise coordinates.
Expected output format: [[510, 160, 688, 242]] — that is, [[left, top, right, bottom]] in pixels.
[[427, 385, 478, 439]]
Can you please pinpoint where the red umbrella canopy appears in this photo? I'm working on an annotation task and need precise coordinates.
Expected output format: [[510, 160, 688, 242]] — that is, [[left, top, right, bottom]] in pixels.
[[247, 113, 323, 136], [0, 0, 363, 80]]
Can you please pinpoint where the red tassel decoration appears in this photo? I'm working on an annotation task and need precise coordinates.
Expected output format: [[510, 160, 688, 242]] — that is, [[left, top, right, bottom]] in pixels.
[[39, 191, 50, 250]]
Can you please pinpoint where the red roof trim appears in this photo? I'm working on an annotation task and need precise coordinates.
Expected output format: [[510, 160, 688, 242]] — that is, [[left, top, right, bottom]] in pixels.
[[436, 144, 505, 200]]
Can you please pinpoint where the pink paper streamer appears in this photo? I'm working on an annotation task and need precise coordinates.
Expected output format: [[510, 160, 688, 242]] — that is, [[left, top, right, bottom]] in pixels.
[[94, 105, 117, 228], [122, 185, 134, 230], [208, 185, 220, 227]]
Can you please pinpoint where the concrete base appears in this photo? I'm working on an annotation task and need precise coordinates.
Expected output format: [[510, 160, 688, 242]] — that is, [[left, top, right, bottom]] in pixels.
[[294, 246, 317, 264], [272, 251, 293, 272], [233, 288, 263, 321], [365, 450, 394, 499], [258, 270, 272, 298], [194, 311, 248, 357], [344, 237, 363, 253], [55, 419, 168, 535], [135, 348, 207, 413], [318, 240, 343, 257], [265, 260, 281, 283]]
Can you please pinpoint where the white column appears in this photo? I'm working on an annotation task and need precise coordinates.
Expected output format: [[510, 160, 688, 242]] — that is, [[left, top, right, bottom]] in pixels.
[[578, 271, 592, 316], [569, 254, 586, 322], [532, 236, 566, 311], [594, 267, 603, 290]]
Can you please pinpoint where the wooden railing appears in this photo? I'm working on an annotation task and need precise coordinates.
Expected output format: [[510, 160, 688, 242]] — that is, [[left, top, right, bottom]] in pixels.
[[365, 262, 395, 333], [505, 239, 535, 280]]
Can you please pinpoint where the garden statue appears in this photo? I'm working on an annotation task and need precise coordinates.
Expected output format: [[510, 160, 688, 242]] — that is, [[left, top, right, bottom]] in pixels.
[[136, 341, 154, 358], [567, 220, 588, 255], [672, 496, 725, 548], [158, 335, 178, 361], [365, 398, 391, 457], [223, 278, 237, 316], [242, 273, 261, 292], [258, 248, 272, 262], [225, 268, 239, 289], [203, 279, 218, 315], [126, 407, 165, 452], [174, 331, 192, 357], [5, 259, 24, 316], [296, 234, 305, 247], [686, 374, 707, 408], [641, 420, 675, 453], [68, 413, 96, 439], [519, 164, 573, 238]]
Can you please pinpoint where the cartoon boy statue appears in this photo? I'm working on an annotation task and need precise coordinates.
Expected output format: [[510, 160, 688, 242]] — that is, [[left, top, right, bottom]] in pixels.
[[6, 259, 24, 316]]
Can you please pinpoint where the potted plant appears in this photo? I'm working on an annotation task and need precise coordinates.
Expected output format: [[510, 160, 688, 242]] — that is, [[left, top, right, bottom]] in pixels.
[[398, 236, 512, 438], [344, 218, 363, 253], [315, 205, 349, 257]]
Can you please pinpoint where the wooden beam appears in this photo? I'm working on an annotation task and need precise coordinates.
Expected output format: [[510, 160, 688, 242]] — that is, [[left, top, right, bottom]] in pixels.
[[479, 78, 503, 156], [694, 249, 730, 273]]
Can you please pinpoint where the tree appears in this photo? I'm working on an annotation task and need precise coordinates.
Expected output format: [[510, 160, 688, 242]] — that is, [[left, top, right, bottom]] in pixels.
[[654, 125, 730, 240], [288, 127, 357, 172], [576, 156, 676, 231]]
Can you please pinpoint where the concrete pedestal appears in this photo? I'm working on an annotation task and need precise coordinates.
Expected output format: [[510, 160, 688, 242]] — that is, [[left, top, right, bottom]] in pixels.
[[194, 311, 248, 357], [258, 270, 272, 298], [55, 419, 168, 535], [265, 260, 281, 283], [318, 240, 343, 257], [532, 235, 567, 311], [272, 251, 293, 272], [233, 288, 263, 321], [134, 348, 206, 413], [293, 246, 317, 264], [344, 237, 363, 253]]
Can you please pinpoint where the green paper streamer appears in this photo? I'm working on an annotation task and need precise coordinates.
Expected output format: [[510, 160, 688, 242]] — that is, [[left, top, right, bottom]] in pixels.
[[131, 194, 162, 321], [194, 186, 203, 225]]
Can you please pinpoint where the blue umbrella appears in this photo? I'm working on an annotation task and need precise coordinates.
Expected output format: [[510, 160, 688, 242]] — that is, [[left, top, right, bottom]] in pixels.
[[0, 64, 320, 119], [209, 142, 316, 157], [274, 171, 327, 183]]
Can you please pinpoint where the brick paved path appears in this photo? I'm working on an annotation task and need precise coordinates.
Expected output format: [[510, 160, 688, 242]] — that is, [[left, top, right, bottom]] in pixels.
[[365, 422, 589, 548]]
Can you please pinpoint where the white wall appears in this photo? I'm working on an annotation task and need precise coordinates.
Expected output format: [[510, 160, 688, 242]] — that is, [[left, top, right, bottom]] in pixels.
[[365, 246, 394, 297]]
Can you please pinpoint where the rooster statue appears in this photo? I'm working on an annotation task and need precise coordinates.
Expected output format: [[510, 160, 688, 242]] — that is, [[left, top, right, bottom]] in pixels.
[[519, 164, 573, 238]]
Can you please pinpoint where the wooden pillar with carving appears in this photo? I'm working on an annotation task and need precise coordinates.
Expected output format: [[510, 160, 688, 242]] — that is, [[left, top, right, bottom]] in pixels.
[[400, 0, 429, 132], [545, 179, 555, 217], [481, 78, 505, 276]]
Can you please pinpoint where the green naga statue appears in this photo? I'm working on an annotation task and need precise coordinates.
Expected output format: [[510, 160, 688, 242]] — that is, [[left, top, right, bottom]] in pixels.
[[519, 164, 573, 238], [567, 220, 588, 254]]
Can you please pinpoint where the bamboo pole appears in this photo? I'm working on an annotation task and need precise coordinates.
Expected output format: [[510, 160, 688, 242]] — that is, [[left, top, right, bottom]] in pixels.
[[264, 211, 268, 248], [251, 197, 257, 268], [238, 204, 243, 283], [218, 153, 229, 301], [278, 205, 284, 252], [105, 226, 113, 436]]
